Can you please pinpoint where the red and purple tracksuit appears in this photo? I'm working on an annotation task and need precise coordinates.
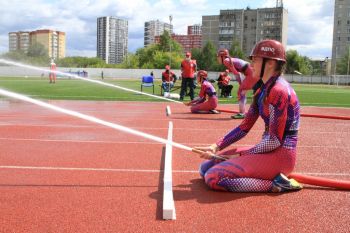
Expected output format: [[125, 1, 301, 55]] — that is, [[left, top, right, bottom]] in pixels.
[[223, 57, 257, 91], [190, 80, 218, 113], [199, 76, 300, 192]]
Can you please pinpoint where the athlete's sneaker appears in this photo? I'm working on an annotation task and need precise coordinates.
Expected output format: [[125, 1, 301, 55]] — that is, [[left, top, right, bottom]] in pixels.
[[271, 173, 303, 193], [231, 113, 245, 119], [209, 109, 220, 114]]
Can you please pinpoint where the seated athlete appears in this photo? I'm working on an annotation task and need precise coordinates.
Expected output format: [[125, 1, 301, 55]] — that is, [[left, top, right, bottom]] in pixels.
[[184, 70, 219, 114], [217, 69, 233, 98], [162, 65, 177, 93], [194, 40, 302, 193]]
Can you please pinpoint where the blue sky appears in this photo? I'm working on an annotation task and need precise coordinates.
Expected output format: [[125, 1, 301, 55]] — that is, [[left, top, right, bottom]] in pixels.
[[0, 0, 334, 59]]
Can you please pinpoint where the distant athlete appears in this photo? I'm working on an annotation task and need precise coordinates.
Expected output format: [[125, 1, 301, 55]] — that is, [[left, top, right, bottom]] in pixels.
[[217, 49, 259, 119], [161, 65, 177, 94], [180, 52, 197, 101], [194, 40, 302, 193], [217, 69, 233, 98], [49, 59, 56, 84], [184, 70, 219, 114]]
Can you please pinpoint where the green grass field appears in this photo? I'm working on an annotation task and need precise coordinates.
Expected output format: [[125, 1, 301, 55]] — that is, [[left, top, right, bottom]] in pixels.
[[0, 77, 349, 107]]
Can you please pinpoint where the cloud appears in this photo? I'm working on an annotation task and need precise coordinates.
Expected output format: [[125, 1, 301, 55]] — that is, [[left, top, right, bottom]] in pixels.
[[283, 0, 333, 58], [0, 0, 334, 59]]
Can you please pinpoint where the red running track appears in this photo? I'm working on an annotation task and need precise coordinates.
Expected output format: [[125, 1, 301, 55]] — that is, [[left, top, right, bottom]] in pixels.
[[0, 100, 349, 232]]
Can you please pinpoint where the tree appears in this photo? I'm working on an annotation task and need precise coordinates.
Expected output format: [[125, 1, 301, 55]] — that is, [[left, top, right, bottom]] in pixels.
[[27, 42, 49, 58], [190, 48, 203, 69], [336, 52, 350, 75], [285, 50, 312, 75], [200, 41, 217, 70], [229, 40, 246, 59]]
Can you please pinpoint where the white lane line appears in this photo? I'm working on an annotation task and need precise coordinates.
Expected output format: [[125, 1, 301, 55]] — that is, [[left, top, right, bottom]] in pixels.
[[0, 137, 164, 145], [0, 138, 349, 150], [0, 166, 349, 177], [0, 165, 161, 173]]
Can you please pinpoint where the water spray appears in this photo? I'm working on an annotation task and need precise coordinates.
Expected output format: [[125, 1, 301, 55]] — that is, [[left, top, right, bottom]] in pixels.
[[0, 88, 189, 151]]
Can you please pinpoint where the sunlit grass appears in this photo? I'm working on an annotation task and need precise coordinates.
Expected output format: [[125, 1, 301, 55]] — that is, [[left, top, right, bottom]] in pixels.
[[0, 77, 349, 107]]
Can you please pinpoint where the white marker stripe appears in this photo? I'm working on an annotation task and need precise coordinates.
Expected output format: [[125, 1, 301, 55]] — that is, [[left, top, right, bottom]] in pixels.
[[0, 165, 161, 173], [0, 138, 349, 150], [163, 121, 176, 220], [0, 166, 349, 177]]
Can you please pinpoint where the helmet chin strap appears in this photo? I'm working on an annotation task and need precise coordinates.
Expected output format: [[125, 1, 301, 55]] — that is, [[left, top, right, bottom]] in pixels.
[[260, 58, 267, 80]]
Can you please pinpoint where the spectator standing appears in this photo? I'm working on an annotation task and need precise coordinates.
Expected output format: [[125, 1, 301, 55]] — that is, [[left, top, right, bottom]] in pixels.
[[49, 59, 56, 84], [180, 52, 197, 101]]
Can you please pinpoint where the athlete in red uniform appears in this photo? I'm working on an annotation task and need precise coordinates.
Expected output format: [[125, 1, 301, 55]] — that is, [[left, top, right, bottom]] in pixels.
[[49, 60, 57, 84], [180, 52, 197, 101], [194, 40, 302, 193], [184, 70, 219, 114], [217, 69, 233, 97], [161, 65, 177, 93], [217, 49, 259, 119]]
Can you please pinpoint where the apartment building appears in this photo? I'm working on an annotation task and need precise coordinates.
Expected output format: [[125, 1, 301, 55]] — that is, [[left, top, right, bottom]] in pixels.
[[30, 30, 66, 59], [188, 24, 202, 35], [331, 0, 350, 74], [202, 6, 288, 56], [97, 16, 128, 64], [144, 20, 172, 47], [8, 31, 31, 53], [8, 30, 65, 59]]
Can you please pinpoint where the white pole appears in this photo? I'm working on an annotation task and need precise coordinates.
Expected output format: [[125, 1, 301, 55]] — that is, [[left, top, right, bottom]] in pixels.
[[169, 15, 172, 69], [169, 15, 173, 94], [347, 46, 350, 76]]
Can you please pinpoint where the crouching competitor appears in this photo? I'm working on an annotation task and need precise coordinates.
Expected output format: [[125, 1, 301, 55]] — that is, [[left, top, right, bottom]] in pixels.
[[194, 40, 302, 192], [217, 49, 259, 119], [184, 70, 219, 114]]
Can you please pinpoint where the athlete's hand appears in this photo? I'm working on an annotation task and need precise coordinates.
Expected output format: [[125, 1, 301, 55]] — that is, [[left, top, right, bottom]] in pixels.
[[193, 144, 218, 154], [192, 148, 218, 160], [199, 150, 216, 160]]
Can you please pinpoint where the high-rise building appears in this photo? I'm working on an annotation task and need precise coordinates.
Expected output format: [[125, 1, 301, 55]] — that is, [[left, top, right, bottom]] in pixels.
[[188, 24, 202, 35], [144, 20, 172, 47], [30, 30, 66, 59], [331, 0, 350, 74], [97, 16, 128, 64], [8, 31, 31, 53], [8, 30, 65, 59], [202, 6, 288, 56]]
